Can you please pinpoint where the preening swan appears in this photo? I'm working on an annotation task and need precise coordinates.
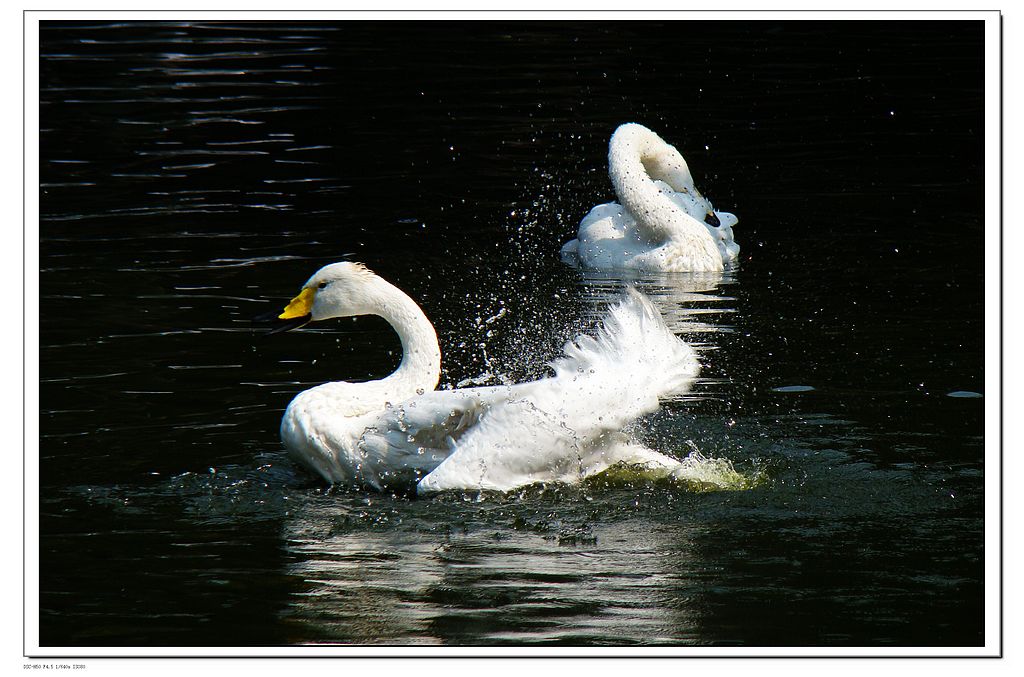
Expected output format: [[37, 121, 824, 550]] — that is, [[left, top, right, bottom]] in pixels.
[[267, 262, 707, 495], [561, 123, 739, 272]]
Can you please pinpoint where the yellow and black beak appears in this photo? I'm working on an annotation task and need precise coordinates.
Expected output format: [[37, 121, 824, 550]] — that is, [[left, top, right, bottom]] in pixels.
[[256, 287, 315, 335], [704, 211, 721, 228]]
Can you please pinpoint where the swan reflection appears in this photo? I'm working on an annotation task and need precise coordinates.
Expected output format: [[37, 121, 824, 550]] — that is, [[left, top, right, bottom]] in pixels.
[[280, 496, 705, 645], [573, 268, 737, 337]]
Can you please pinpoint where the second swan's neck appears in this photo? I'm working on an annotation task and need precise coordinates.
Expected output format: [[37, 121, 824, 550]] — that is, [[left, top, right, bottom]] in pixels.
[[361, 277, 442, 398], [608, 123, 714, 245]]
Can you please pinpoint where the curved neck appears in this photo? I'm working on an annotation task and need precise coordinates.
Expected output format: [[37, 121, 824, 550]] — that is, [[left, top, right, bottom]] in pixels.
[[608, 124, 712, 244], [363, 278, 442, 397]]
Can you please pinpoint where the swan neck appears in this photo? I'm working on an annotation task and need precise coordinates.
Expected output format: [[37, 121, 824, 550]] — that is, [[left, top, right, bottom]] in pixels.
[[369, 280, 442, 395], [608, 125, 709, 243]]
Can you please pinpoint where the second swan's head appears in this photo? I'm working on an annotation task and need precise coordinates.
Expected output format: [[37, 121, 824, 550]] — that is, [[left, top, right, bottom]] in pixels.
[[268, 261, 382, 334]]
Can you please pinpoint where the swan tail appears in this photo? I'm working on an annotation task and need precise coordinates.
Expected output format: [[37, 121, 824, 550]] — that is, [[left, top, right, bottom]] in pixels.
[[549, 286, 700, 414]]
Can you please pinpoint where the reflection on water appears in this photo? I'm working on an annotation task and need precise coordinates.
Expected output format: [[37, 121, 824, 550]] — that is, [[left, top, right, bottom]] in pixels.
[[281, 500, 702, 645], [575, 269, 734, 331], [38, 20, 986, 648]]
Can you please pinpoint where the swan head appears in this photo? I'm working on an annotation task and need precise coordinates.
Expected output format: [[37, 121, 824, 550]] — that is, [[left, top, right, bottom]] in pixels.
[[657, 179, 731, 228], [268, 261, 381, 334]]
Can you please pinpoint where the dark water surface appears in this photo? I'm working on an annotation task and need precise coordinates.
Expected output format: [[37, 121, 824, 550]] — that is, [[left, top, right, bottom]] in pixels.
[[38, 21, 986, 647]]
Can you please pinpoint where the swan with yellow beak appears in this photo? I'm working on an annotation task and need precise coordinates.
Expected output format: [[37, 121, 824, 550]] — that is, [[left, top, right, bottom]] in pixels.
[[262, 261, 717, 494]]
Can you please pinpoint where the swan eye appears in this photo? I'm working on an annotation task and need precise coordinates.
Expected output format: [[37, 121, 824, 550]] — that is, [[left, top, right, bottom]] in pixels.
[[317, 282, 328, 290], [704, 212, 721, 228]]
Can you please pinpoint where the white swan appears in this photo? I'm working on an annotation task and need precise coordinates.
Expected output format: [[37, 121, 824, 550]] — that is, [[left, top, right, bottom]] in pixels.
[[561, 123, 739, 272], [267, 261, 706, 495]]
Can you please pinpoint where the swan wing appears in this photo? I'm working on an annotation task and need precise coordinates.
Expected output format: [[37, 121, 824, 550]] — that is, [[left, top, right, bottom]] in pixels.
[[354, 383, 520, 489], [417, 288, 699, 494]]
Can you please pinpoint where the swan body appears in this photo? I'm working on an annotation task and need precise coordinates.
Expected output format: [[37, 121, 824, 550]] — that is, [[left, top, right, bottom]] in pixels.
[[270, 262, 703, 494], [561, 123, 739, 272]]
